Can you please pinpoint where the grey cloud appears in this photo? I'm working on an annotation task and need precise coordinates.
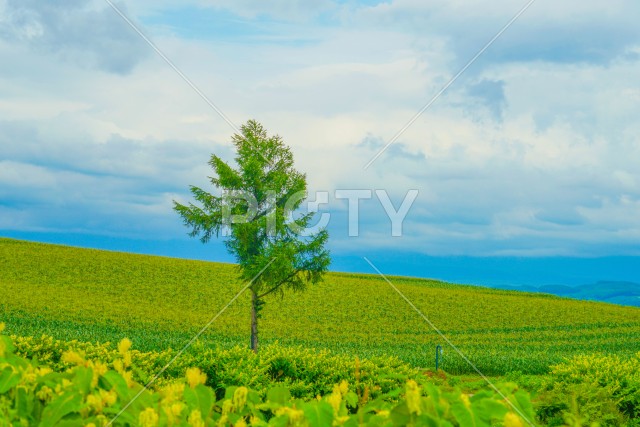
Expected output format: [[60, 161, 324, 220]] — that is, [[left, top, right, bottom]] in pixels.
[[0, 118, 234, 238], [449, 20, 639, 67], [356, 0, 640, 69], [0, 119, 231, 191], [535, 208, 585, 227], [357, 134, 426, 162], [466, 79, 505, 121], [199, 0, 334, 21], [0, 0, 150, 74]]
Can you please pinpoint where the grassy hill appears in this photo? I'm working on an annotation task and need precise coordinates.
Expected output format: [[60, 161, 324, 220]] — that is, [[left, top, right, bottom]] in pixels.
[[2, 237, 640, 375]]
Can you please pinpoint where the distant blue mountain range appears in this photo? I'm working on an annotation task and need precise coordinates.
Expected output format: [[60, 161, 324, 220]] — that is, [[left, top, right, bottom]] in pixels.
[[492, 281, 640, 307], [331, 253, 640, 308]]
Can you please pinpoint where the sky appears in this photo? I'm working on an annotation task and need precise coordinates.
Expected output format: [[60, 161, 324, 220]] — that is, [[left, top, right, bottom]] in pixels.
[[1, 0, 639, 286]]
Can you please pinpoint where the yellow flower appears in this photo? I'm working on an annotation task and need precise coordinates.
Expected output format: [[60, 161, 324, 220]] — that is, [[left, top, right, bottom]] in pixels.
[[338, 381, 349, 396], [221, 400, 233, 416], [100, 389, 117, 407], [118, 338, 132, 355], [275, 406, 305, 423], [460, 393, 471, 408], [121, 371, 135, 388], [163, 402, 185, 424], [336, 415, 349, 425], [171, 402, 184, 416], [20, 365, 38, 384], [504, 412, 524, 427], [327, 391, 342, 413], [139, 408, 159, 427], [233, 386, 248, 409], [36, 367, 53, 377], [123, 352, 132, 368], [86, 394, 103, 412], [161, 382, 185, 404], [36, 386, 54, 402], [62, 351, 85, 366], [186, 367, 207, 388], [113, 359, 124, 374], [90, 361, 108, 388], [234, 418, 247, 427], [405, 380, 422, 415], [188, 409, 205, 427]]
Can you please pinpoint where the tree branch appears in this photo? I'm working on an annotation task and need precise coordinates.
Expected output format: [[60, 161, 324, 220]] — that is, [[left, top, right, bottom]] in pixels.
[[256, 259, 315, 299]]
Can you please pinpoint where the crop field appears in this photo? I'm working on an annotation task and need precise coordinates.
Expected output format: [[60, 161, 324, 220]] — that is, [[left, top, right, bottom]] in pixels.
[[2, 237, 640, 375]]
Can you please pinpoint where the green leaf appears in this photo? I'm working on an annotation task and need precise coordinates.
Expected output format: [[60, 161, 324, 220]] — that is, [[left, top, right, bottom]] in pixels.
[[16, 386, 33, 420], [450, 400, 475, 427], [126, 384, 156, 411], [100, 371, 154, 416], [224, 386, 238, 400], [267, 414, 289, 427], [345, 391, 358, 409], [390, 402, 411, 426], [73, 367, 93, 395], [56, 418, 86, 427], [267, 386, 291, 406], [301, 401, 334, 427], [38, 391, 82, 427], [0, 366, 20, 393], [100, 371, 128, 398], [103, 407, 138, 426], [184, 384, 215, 418], [0, 336, 15, 355], [416, 413, 448, 427], [470, 398, 507, 426], [513, 390, 536, 420]]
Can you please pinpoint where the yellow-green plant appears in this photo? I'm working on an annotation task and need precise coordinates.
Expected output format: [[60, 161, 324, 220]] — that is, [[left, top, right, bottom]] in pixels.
[[537, 352, 640, 426], [9, 333, 418, 400], [0, 326, 535, 426]]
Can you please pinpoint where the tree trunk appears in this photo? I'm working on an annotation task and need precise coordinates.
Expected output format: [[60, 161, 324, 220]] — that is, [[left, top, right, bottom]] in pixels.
[[250, 289, 259, 353]]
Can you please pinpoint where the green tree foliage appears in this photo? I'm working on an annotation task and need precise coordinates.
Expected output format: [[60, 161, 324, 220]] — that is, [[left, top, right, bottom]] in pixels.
[[174, 120, 330, 352]]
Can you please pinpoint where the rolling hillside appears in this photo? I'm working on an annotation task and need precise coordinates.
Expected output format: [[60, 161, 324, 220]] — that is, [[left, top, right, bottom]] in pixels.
[[2, 237, 640, 375]]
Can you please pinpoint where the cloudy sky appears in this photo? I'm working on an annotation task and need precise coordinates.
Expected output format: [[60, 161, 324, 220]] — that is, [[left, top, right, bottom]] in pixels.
[[1, 0, 639, 284]]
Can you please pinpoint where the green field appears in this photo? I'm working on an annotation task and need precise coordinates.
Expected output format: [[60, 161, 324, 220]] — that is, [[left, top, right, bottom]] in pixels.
[[2, 237, 640, 376]]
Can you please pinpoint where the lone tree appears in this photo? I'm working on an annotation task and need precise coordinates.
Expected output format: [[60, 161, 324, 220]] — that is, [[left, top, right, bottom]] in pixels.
[[174, 120, 330, 352]]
